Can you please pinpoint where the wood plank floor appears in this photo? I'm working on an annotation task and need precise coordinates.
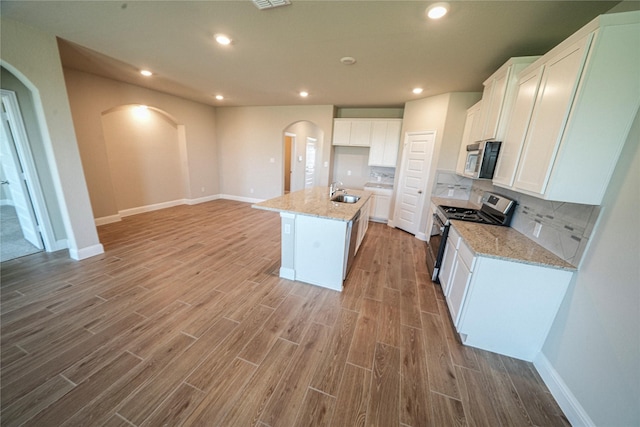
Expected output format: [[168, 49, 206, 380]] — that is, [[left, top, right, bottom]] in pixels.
[[0, 199, 570, 426]]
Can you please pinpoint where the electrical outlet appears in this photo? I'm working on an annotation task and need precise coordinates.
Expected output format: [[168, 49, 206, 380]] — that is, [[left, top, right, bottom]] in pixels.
[[533, 222, 542, 238], [448, 188, 455, 197], [347, 170, 352, 176], [250, 188, 254, 194], [201, 187, 205, 193]]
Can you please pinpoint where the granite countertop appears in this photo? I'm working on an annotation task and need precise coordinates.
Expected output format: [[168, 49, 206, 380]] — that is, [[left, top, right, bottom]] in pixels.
[[450, 220, 576, 271], [252, 187, 372, 222], [364, 182, 394, 190]]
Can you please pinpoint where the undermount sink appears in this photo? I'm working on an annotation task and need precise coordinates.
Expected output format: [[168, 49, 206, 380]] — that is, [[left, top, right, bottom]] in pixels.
[[331, 194, 360, 204]]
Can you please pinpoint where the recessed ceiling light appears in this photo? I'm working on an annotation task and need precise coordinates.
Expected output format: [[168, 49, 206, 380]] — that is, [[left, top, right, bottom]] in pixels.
[[426, 2, 449, 19], [299, 91, 309, 98], [215, 95, 224, 100], [215, 34, 232, 45], [140, 70, 153, 77], [412, 88, 424, 94], [340, 57, 357, 65]]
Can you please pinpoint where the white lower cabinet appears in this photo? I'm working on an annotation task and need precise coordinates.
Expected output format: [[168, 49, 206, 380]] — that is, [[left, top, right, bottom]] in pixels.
[[365, 186, 392, 222], [442, 224, 573, 361], [356, 198, 370, 253]]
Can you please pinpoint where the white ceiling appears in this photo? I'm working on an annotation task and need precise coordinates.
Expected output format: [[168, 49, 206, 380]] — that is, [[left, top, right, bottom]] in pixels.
[[1, 1, 623, 108]]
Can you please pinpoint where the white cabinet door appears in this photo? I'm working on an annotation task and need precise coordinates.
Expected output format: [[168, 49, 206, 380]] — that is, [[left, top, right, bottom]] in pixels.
[[332, 120, 352, 146], [492, 66, 543, 188], [368, 121, 387, 163], [446, 251, 471, 327], [439, 237, 456, 295], [350, 121, 372, 146], [480, 69, 509, 140], [513, 34, 591, 195], [456, 102, 482, 175], [356, 199, 370, 253], [382, 120, 401, 166], [369, 120, 402, 166], [372, 194, 390, 221]]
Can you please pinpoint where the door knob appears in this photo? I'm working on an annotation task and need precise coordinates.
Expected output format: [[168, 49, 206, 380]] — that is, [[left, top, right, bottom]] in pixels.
[[418, 190, 422, 194]]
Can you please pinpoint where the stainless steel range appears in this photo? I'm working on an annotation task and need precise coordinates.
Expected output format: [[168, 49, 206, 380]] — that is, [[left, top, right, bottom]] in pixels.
[[426, 192, 516, 282]]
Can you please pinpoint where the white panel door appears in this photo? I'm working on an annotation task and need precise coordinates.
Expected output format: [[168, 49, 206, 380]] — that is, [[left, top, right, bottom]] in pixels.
[[0, 111, 43, 249], [394, 132, 435, 235]]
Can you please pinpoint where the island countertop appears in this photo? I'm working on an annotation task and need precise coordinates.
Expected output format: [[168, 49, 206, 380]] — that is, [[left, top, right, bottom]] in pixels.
[[252, 187, 372, 222]]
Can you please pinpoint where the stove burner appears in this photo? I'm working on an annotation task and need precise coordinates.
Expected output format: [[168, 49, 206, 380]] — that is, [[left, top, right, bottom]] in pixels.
[[438, 205, 500, 225]]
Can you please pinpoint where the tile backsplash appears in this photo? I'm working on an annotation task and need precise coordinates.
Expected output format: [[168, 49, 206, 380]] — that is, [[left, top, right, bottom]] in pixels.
[[470, 179, 600, 267], [432, 170, 473, 200], [369, 166, 395, 185]]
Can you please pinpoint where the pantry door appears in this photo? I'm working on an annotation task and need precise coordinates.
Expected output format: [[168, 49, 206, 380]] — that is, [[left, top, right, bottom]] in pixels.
[[393, 131, 436, 235]]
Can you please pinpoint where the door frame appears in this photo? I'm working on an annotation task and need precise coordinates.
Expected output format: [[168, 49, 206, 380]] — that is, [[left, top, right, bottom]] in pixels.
[[1, 89, 56, 251], [391, 130, 436, 240], [283, 132, 296, 194]]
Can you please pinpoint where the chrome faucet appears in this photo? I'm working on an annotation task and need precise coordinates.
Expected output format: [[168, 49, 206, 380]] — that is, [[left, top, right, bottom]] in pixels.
[[329, 181, 344, 198]]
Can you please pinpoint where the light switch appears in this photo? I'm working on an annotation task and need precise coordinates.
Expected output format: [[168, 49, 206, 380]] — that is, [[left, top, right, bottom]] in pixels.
[[298, 156, 303, 162], [269, 157, 275, 163]]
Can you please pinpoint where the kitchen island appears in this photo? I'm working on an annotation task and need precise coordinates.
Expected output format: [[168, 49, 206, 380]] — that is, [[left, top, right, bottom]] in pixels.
[[253, 187, 372, 291]]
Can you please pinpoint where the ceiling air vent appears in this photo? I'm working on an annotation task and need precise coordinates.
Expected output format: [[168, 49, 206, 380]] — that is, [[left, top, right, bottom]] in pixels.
[[252, 0, 291, 10]]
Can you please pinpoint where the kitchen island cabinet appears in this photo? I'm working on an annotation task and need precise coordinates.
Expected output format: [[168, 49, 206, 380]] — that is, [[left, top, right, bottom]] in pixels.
[[253, 187, 371, 291], [441, 221, 575, 361]]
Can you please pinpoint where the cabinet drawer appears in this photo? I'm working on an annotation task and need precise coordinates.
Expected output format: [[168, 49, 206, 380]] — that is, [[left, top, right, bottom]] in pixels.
[[457, 239, 474, 271]]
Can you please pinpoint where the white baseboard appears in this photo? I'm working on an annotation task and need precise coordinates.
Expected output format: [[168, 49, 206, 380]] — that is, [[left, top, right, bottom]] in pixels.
[[94, 195, 228, 225], [415, 231, 427, 241], [119, 199, 186, 218], [279, 267, 295, 280], [95, 214, 122, 226], [220, 194, 263, 204], [534, 352, 595, 427], [185, 194, 220, 205], [69, 243, 105, 261]]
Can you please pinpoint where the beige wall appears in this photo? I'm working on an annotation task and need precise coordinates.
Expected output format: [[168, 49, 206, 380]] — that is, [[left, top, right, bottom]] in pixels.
[[216, 105, 334, 200], [0, 18, 101, 258], [540, 104, 640, 426], [63, 68, 218, 219], [101, 107, 184, 211]]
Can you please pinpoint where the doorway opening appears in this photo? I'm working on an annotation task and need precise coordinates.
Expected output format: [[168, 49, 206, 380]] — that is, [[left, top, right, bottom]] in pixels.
[[0, 89, 53, 261], [284, 133, 294, 194], [282, 121, 324, 194]]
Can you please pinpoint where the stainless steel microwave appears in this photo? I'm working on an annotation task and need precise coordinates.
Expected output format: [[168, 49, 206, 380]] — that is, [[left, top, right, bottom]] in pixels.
[[463, 140, 501, 179]]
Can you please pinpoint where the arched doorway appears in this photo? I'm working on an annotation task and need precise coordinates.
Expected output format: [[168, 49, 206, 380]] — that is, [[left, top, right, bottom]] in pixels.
[[282, 121, 324, 194]]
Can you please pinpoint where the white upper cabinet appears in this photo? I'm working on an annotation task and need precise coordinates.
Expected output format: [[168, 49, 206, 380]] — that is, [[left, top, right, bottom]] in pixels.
[[332, 120, 353, 146], [478, 57, 540, 141], [455, 101, 482, 175], [368, 119, 402, 167], [332, 119, 375, 147], [495, 11, 640, 205], [333, 118, 403, 166], [492, 67, 543, 187]]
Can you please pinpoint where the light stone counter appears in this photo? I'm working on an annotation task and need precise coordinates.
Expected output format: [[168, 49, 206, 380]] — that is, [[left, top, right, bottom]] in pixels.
[[253, 187, 371, 222], [450, 220, 576, 271]]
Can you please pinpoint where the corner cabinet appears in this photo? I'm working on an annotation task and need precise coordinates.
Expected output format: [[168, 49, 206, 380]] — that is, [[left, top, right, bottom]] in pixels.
[[441, 224, 573, 362], [493, 11, 640, 205]]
